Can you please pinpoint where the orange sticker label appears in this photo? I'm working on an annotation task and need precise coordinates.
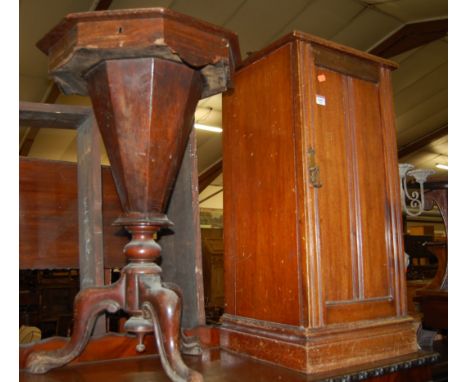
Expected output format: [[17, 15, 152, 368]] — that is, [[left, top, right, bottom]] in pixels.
[[317, 74, 326, 82]]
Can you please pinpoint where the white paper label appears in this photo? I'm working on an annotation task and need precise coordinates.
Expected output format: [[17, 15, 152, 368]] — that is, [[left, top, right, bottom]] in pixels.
[[316, 95, 326, 106]]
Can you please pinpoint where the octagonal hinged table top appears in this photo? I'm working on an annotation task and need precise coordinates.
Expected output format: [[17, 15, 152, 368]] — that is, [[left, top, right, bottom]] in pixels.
[[37, 8, 242, 99]]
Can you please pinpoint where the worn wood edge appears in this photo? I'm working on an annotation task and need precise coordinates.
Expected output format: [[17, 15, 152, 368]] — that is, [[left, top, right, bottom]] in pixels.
[[77, 116, 104, 290], [188, 131, 207, 325], [240, 31, 398, 72], [220, 317, 420, 374], [221, 313, 417, 342], [221, 340, 437, 381], [77, 116, 106, 334], [19, 101, 92, 129], [19, 101, 92, 117], [19, 325, 220, 369], [45, 31, 235, 98], [37, 7, 241, 67]]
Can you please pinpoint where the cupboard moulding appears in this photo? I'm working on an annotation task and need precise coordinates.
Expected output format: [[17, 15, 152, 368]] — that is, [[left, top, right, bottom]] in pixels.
[[242, 31, 397, 83]]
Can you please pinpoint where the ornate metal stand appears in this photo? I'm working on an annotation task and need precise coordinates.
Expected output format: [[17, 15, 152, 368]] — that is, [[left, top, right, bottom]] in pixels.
[[25, 8, 239, 381]]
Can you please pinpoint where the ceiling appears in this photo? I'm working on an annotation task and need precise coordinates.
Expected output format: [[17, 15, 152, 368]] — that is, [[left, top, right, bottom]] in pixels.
[[19, 0, 448, 208]]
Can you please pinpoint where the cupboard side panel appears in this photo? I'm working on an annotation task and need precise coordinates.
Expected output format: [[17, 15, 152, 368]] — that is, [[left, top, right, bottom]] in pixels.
[[223, 44, 302, 325], [351, 78, 392, 300], [313, 68, 356, 303], [378, 67, 407, 316]]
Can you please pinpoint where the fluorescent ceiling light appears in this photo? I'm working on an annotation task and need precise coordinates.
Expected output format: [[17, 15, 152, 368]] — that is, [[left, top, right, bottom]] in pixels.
[[435, 163, 448, 170], [194, 123, 222, 133]]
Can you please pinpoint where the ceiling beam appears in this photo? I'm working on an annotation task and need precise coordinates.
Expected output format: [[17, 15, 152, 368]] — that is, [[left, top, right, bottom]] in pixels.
[[198, 159, 223, 193], [370, 18, 447, 58], [398, 125, 448, 159], [93, 0, 114, 11]]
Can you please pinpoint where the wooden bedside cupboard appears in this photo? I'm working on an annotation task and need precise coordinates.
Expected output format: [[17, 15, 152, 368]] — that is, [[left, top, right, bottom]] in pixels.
[[221, 31, 419, 374]]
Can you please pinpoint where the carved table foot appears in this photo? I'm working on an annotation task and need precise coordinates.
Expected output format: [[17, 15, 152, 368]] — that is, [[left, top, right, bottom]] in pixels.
[[25, 281, 123, 374], [142, 285, 203, 382]]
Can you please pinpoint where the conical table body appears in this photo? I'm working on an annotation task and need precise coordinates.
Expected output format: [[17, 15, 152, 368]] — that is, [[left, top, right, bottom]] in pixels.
[[87, 57, 203, 227]]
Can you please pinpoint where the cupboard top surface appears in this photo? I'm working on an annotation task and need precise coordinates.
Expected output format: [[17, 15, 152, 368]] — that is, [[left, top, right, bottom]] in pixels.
[[240, 31, 398, 71]]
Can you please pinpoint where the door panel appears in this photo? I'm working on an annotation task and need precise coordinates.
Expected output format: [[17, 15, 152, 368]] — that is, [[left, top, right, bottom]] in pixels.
[[351, 77, 392, 299], [314, 68, 356, 303], [315, 69, 395, 323]]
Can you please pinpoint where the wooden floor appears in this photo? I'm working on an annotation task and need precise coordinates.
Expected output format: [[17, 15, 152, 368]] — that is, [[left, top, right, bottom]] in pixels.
[[19, 348, 439, 382]]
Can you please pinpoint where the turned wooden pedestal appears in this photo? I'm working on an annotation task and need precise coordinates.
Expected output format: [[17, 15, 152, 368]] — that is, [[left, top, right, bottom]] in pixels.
[[24, 8, 240, 382]]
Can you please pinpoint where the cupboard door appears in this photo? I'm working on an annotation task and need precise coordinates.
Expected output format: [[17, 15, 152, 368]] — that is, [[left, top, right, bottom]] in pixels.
[[313, 68, 356, 304], [313, 68, 395, 324]]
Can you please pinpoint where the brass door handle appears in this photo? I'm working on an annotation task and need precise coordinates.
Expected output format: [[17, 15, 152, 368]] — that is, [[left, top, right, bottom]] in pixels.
[[307, 148, 322, 188]]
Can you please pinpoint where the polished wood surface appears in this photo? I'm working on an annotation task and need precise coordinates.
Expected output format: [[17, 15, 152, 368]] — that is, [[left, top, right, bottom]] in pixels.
[[19, 347, 437, 382], [20, 326, 220, 369], [222, 34, 417, 373], [19, 157, 127, 269], [223, 43, 300, 326], [87, 57, 202, 226]]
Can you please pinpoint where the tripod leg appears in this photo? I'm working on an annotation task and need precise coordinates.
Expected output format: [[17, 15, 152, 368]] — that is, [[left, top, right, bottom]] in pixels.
[[142, 288, 203, 382], [26, 281, 124, 374], [163, 282, 202, 355]]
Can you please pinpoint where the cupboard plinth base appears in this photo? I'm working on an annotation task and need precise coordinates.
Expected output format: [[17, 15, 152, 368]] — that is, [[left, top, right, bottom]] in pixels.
[[220, 315, 419, 374]]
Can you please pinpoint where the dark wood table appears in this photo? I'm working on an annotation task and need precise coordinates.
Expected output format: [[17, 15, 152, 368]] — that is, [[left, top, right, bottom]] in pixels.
[[19, 348, 439, 382]]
